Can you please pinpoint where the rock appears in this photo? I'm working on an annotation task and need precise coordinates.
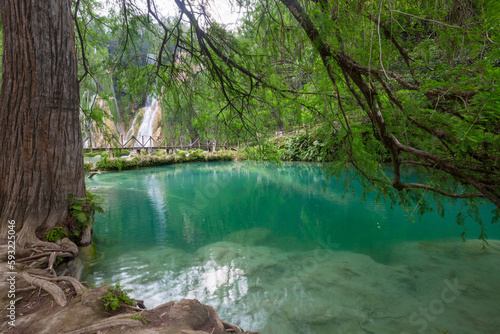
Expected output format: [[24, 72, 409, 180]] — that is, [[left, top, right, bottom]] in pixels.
[[223, 227, 273, 246], [162, 299, 226, 334], [0, 243, 258, 334], [81, 284, 112, 312], [78, 242, 97, 262], [57, 238, 79, 257], [67, 257, 85, 280]]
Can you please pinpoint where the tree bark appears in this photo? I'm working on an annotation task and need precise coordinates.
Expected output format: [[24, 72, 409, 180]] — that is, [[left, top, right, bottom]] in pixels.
[[0, 0, 86, 245]]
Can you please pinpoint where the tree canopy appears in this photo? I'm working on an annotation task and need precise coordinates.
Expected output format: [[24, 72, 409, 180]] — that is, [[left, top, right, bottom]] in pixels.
[[74, 1, 499, 206], [1, 0, 499, 242]]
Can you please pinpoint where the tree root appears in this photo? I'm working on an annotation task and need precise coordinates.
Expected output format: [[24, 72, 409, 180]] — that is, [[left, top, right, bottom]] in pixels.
[[121, 304, 144, 312], [18, 251, 74, 263], [15, 286, 36, 293], [30, 274, 86, 295], [26, 268, 54, 277], [30, 241, 62, 249], [64, 318, 142, 334], [134, 299, 146, 309], [47, 252, 57, 276], [22, 272, 67, 307], [223, 321, 244, 333], [28, 258, 48, 268]]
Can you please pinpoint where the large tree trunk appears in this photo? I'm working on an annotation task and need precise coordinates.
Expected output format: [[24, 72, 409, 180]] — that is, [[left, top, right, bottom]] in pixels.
[[0, 0, 86, 245]]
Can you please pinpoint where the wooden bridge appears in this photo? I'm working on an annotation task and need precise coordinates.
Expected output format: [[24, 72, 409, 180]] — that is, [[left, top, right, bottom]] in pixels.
[[83, 135, 241, 154]]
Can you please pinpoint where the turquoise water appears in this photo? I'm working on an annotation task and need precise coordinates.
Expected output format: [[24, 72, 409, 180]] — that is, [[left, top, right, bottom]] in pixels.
[[85, 162, 500, 333]]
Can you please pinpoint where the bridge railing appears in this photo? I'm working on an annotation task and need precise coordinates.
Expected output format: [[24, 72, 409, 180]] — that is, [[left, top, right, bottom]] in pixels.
[[83, 135, 242, 153]]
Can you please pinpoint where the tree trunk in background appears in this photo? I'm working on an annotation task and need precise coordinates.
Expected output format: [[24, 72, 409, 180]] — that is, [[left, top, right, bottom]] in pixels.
[[0, 0, 87, 245]]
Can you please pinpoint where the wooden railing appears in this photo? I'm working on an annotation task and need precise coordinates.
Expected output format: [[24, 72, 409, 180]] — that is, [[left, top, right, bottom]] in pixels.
[[83, 135, 241, 153]]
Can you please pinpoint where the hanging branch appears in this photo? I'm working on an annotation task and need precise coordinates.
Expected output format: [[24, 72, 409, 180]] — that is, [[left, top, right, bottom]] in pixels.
[[279, 0, 499, 206]]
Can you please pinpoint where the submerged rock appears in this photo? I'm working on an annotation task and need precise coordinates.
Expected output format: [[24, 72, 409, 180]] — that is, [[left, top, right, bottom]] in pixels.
[[223, 227, 272, 246], [0, 243, 259, 334], [84, 238, 500, 334]]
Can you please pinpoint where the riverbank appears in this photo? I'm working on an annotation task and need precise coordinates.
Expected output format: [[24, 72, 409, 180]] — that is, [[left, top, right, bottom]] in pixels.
[[0, 242, 259, 333], [84, 150, 240, 172], [83, 127, 340, 173]]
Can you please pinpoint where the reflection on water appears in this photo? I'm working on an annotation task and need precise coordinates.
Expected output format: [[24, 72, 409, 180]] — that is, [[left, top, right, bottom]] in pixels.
[[146, 174, 168, 244], [85, 162, 500, 333]]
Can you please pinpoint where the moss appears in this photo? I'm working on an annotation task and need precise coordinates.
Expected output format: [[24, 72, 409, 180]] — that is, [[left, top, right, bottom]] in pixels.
[[84, 162, 93, 171], [84, 150, 107, 158], [112, 148, 131, 157], [91, 151, 239, 171]]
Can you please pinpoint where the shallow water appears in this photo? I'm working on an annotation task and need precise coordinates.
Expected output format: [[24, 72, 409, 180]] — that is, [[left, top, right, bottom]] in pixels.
[[85, 162, 500, 333]]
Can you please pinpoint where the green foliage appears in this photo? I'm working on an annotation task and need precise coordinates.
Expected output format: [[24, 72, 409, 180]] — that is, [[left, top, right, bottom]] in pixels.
[[272, 127, 338, 162], [242, 142, 281, 163], [84, 150, 108, 158], [84, 162, 93, 171], [74, 0, 500, 230], [188, 149, 206, 160], [94, 151, 237, 171], [176, 150, 187, 157], [67, 190, 105, 239], [44, 227, 68, 243], [131, 315, 150, 324], [112, 149, 130, 157], [53, 256, 63, 268], [100, 284, 135, 311]]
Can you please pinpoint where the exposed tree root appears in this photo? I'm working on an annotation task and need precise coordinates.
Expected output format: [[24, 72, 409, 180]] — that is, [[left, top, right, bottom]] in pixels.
[[26, 268, 54, 277], [223, 321, 244, 333], [30, 241, 62, 249], [87, 171, 101, 179], [134, 299, 146, 309], [29, 258, 48, 268], [22, 272, 67, 307], [15, 286, 36, 293], [64, 318, 142, 334], [30, 274, 86, 295], [121, 304, 144, 312], [18, 239, 79, 282], [18, 251, 74, 263]]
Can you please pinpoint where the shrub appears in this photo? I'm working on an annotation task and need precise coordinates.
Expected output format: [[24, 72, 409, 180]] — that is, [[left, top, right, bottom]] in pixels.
[[44, 226, 68, 243], [112, 148, 130, 157], [131, 315, 150, 324], [84, 150, 106, 158], [84, 162, 93, 171], [176, 150, 187, 157], [100, 284, 135, 311], [273, 127, 337, 162], [156, 150, 166, 156], [67, 190, 105, 240]]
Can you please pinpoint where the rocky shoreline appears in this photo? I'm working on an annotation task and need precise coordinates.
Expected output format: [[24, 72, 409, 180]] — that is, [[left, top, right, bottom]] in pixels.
[[0, 242, 258, 334]]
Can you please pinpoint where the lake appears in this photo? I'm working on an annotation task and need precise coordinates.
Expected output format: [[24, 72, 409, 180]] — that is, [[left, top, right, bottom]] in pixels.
[[85, 161, 500, 333]]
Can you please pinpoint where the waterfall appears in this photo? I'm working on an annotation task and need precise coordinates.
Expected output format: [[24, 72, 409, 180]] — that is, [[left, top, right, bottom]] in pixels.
[[123, 54, 160, 147], [110, 76, 123, 136], [124, 112, 141, 144], [136, 96, 160, 147], [82, 93, 99, 149]]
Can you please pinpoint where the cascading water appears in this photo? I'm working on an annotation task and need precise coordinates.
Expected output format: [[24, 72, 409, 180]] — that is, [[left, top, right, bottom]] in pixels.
[[125, 53, 160, 147], [136, 96, 160, 147], [82, 93, 99, 149], [110, 76, 124, 136], [124, 110, 141, 143]]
